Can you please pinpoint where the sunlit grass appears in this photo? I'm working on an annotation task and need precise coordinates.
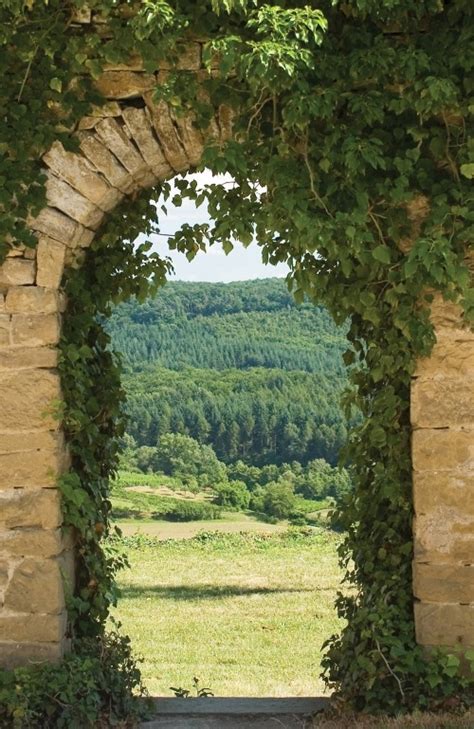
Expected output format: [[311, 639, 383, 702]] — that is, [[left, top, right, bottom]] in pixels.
[[116, 513, 289, 540], [112, 530, 343, 697]]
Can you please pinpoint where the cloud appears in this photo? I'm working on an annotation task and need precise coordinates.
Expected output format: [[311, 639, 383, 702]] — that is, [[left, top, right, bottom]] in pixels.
[[136, 171, 289, 283]]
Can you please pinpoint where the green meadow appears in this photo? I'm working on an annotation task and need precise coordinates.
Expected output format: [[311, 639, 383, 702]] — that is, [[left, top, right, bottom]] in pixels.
[[112, 530, 343, 697]]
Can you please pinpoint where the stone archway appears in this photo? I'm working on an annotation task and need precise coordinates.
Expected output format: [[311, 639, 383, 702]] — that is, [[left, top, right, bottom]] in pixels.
[[0, 26, 473, 670]]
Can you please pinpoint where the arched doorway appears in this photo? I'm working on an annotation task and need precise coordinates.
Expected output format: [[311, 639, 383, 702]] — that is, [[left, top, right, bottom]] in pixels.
[[0, 10, 472, 714]]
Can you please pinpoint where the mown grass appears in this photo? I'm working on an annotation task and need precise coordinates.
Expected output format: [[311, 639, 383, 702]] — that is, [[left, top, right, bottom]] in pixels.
[[112, 529, 343, 697]]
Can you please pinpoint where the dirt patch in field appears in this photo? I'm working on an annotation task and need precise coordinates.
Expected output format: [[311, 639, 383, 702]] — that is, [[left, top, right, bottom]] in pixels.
[[125, 485, 212, 501], [118, 517, 288, 540]]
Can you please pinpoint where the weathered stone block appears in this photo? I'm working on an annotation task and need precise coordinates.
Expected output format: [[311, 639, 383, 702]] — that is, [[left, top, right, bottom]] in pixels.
[[159, 43, 201, 70], [103, 55, 144, 72], [89, 101, 123, 118], [24, 247, 36, 260], [76, 102, 125, 130], [0, 640, 64, 669], [0, 528, 65, 558], [0, 315, 10, 346], [122, 107, 173, 179], [145, 95, 189, 173], [95, 71, 155, 99], [6, 286, 59, 315], [0, 369, 61, 429], [218, 104, 235, 142], [413, 472, 474, 562], [35, 237, 66, 289], [43, 141, 122, 211], [414, 512, 474, 563], [0, 259, 36, 286], [428, 294, 473, 340], [4, 558, 65, 614], [77, 116, 100, 130], [60, 548, 76, 594], [171, 111, 204, 167], [415, 602, 474, 647], [5, 246, 24, 257], [411, 378, 474, 428], [413, 563, 474, 603], [413, 504, 474, 563], [414, 471, 474, 516], [0, 560, 8, 590], [0, 430, 62, 454], [28, 207, 94, 249], [0, 613, 67, 643], [0, 489, 62, 530], [11, 313, 60, 346], [95, 117, 153, 181], [46, 174, 105, 230], [78, 132, 135, 194], [412, 430, 474, 472], [0, 346, 58, 370], [0, 449, 63, 488], [415, 339, 474, 379]]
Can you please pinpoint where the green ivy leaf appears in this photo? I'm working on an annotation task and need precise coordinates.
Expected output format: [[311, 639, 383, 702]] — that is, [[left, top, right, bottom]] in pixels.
[[49, 77, 62, 93], [372, 245, 391, 264], [460, 163, 474, 179]]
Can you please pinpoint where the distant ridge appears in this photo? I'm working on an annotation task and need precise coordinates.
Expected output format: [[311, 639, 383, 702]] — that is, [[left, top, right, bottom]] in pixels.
[[108, 278, 348, 375], [108, 279, 350, 467]]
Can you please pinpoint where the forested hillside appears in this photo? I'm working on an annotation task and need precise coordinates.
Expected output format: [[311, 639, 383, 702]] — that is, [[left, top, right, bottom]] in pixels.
[[108, 279, 347, 375], [108, 278, 350, 467]]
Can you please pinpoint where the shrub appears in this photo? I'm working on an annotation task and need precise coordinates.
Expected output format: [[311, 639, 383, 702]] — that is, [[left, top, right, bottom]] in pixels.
[[154, 501, 222, 522], [152, 434, 227, 487], [213, 480, 250, 510], [262, 482, 297, 520], [288, 510, 308, 526], [0, 632, 148, 729]]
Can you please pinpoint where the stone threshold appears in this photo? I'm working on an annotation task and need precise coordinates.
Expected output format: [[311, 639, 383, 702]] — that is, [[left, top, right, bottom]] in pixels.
[[140, 697, 328, 728]]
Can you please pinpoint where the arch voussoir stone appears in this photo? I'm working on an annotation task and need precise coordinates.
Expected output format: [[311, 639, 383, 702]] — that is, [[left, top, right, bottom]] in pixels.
[[121, 107, 174, 179]]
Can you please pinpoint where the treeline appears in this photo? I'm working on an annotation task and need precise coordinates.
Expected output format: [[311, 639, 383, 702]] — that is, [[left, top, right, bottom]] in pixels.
[[108, 278, 351, 469], [119, 433, 352, 522], [123, 367, 348, 467]]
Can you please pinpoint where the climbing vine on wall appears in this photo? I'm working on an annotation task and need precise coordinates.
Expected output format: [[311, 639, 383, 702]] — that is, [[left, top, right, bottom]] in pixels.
[[0, 0, 473, 719], [58, 192, 171, 636]]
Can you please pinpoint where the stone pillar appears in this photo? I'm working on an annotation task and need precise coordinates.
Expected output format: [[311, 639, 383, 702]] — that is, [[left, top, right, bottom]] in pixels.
[[0, 250, 72, 668], [412, 293, 474, 651]]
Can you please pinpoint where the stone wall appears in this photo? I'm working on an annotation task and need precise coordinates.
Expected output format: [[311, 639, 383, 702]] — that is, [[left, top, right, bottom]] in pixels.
[[0, 20, 472, 669], [0, 270, 72, 665], [0, 41, 229, 668], [411, 290, 474, 651]]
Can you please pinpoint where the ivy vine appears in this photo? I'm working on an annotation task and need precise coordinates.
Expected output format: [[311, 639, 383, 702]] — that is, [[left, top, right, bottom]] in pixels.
[[59, 192, 171, 636], [0, 0, 473, 720]]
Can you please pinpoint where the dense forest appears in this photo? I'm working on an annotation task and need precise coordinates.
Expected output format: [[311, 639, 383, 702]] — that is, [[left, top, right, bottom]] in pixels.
[[108, 279, 348, 375], [108, 279, 350, 467]]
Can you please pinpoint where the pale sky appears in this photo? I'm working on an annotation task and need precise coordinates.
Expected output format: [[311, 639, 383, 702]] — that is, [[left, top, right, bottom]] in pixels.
[[135, 171, 289, 283]]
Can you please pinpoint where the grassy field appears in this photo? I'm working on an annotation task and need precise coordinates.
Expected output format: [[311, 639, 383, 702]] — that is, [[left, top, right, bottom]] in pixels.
[[117, 513, 289, 539], [111, 529, 342, 697]]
